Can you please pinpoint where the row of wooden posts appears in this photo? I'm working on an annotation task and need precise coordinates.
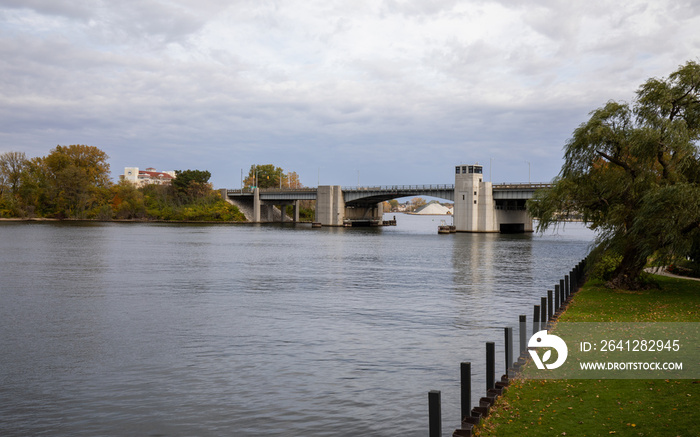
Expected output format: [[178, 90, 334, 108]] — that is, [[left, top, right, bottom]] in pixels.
[[428, 257, 589, 437]]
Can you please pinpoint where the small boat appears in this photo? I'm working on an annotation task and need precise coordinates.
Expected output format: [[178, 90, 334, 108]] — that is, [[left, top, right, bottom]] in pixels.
[[438, 220, 452, 234]]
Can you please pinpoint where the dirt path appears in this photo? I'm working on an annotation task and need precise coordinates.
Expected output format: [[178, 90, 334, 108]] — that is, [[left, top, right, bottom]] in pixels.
[[645, 266, 700, 282]]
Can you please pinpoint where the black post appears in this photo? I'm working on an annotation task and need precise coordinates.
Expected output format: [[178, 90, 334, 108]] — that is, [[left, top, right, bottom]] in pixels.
[[554, 286, 560, 314], [547, 290, 553, 321], [505, 327, 513, 375], [540, 296, 547, 328], [486, 342, 495, 391], [429, 390, 441, 437], [460, 362, 471, 421], [565, 274, 570, 296], [560, 279, 566, 299], [533, 305, 540, 335], [519, 315, 527, 357], [573, 265, 579, 289], [556, 284, 563, 310]]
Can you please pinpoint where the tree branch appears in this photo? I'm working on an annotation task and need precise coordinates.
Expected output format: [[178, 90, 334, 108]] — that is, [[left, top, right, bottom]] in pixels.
[[596, 150, 636, 178]]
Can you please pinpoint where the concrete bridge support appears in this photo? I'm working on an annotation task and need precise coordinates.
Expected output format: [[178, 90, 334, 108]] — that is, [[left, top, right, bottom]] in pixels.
[[246, 188, 299, 223], [454, 164, 535, 232], [454, 165, 497, 232], [344, 203, 384, 223], [315, 186, 345, 226]]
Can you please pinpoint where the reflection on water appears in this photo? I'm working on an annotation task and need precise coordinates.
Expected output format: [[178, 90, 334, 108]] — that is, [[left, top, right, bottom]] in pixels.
[[0, 216, 594, 436]]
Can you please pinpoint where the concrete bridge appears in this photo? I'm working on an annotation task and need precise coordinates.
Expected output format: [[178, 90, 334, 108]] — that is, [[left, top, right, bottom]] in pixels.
[[223, 164, 551, 232]]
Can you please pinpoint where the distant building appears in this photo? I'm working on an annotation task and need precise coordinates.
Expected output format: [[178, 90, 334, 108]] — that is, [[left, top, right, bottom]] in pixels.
[[121, 167, 176, 187], [412, 200, 452, 215]]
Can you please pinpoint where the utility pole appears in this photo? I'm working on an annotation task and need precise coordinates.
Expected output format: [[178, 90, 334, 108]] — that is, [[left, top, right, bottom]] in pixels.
[[527, 161, 531, 184]]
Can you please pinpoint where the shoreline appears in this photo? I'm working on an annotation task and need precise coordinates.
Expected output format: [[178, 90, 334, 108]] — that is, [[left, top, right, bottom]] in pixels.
[[0, 217, 262, 224]]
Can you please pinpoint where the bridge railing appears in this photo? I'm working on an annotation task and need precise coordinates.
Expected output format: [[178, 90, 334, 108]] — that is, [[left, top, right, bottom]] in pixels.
[[493, 183, 553, 189], [227, 183, 549, 195], [227, 187, 317, 195], [341, 184, 455, 192]]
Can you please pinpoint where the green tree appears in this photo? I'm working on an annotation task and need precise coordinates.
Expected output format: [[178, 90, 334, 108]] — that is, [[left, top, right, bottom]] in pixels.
[[529, 61, 700, 289], [244, 164, 285, 189], [172, 169, 212, 202]]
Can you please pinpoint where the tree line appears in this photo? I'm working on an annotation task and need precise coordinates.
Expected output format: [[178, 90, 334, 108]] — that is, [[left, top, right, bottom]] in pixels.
[[0, 145, 245, 221]]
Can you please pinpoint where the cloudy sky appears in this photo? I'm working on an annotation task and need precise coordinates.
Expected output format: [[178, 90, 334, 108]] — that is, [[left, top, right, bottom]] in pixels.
[[1, 1, 699, 188]]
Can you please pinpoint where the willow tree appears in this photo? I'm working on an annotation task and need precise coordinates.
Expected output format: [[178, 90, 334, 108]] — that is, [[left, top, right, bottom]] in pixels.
[[529, 61, 700, 289]]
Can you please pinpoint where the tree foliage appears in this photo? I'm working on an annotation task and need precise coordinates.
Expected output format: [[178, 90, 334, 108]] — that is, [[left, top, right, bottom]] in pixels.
[[0, 145, 245, 222], [172, 169, 212, 201], [243, 164, 302, 189], [529, 60, 700, 289]]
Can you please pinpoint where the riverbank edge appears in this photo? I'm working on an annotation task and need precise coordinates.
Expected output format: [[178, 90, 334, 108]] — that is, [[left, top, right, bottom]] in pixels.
[[0, 217, 315, 225], [470, 275, 700, 437]]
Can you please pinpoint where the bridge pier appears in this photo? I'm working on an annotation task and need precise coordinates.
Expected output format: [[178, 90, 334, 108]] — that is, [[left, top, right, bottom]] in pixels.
[[315, 186, 345, 226], [253, 188, 261, 222]]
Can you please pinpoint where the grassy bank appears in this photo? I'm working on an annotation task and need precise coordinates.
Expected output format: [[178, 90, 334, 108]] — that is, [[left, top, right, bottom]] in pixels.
[[475, 276, 700, 437]]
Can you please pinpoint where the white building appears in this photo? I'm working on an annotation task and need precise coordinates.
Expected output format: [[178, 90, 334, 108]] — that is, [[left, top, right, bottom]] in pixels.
[[122, 167, 176, 187]]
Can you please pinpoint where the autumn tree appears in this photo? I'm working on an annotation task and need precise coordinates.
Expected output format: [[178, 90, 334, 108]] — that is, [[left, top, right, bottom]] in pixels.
[[0, 151, 27, 197], [528, 60, 700, 289], [243, 165, 303, 189], [410, 197, 426, 211], [0, 151, 28, 215], [22, 145, 111, 218]]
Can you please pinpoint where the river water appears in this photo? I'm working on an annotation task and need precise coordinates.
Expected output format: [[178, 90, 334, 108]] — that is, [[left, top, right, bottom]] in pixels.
[[0, 215, 594, 436]]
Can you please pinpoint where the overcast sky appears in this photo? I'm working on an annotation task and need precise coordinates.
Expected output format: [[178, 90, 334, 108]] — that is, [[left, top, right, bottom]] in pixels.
[[1, 1, 699, 188]]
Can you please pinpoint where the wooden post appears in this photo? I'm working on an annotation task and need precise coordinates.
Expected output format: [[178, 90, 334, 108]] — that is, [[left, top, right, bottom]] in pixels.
[[557, 284, 563, 310], [554, 286, 560, 314], [540, 297, 547, 328], [519, 315, 527, 357], [486, 342, 495, 391], [461, 362, 471, 421], [560, 279, 566, 299], [429, 390, 441, 437], [505, 327, 513, 375], [565, 274, 570, 297], [533, 305, 540, 335], [547, 290, 553, 321]]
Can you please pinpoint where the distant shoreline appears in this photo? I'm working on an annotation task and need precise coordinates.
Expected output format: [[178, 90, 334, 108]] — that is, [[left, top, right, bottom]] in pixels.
[[0, 217, 253, 224]]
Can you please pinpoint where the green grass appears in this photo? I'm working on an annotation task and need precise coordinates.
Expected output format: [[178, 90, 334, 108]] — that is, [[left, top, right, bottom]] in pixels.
[[475, 275, 700, 437]]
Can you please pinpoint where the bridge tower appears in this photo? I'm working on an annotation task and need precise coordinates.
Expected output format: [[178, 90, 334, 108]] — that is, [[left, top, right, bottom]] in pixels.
[[453, 164, 497, 232]]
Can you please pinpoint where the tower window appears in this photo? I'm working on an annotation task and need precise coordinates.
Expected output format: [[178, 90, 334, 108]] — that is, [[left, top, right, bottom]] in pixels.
[[474, 200, 477, 204]]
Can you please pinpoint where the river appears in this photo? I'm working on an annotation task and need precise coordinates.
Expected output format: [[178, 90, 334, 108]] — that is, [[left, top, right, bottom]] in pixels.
[[0, 215, 594, 436]]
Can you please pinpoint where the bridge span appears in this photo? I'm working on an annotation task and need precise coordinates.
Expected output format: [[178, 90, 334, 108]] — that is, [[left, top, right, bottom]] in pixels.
[[223, 164, 551, 232]]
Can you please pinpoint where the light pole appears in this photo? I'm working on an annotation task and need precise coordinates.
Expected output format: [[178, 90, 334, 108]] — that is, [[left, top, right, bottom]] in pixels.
[[527, 161, 531, 184]]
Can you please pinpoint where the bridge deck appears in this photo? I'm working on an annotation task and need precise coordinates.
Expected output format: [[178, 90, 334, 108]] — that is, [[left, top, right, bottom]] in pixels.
[[226, 183, 551, 203]]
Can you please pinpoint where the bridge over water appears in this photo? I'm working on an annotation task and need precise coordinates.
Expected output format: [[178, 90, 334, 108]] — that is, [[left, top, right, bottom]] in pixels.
[[223, 165, 551, 232]]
